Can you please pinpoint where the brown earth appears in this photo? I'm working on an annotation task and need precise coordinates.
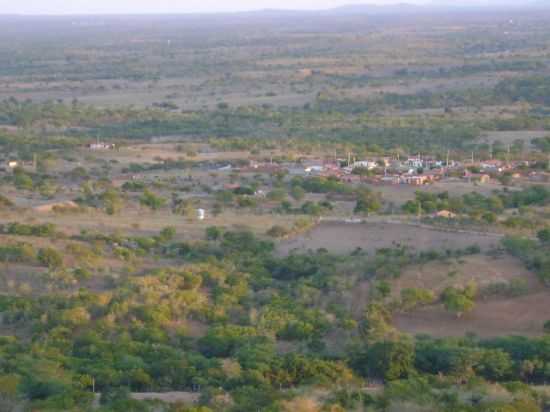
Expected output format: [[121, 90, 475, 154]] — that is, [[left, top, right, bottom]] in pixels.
[[278, 221, 500, 255], [394, 291, 550, 338], [390, 255, 550, 338]]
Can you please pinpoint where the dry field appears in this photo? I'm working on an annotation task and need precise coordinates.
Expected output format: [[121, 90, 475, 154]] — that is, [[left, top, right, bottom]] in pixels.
[[391, 254, 537, 297], [366, 179, 504, 206], [391, 254, 549, 337], [277, 221, 501, 255], [0, 207, 297, 241], [342, 253, 550, 338], [394, 292, 550, 338]]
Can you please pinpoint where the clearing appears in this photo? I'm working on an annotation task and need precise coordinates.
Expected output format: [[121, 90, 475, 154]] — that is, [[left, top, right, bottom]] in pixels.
[[278, 221, 501, 255]]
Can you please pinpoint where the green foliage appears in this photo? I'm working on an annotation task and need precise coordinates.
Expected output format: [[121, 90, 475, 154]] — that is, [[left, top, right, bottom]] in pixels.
[[3, 222, 57, 237], [290, 185, 306, 202], [205, 226, 223, 241], [441, 283, 477, 318], [159, 226, 176, 242], [38, 247, 63, 269], [358, 339, 416, 382], [140, 189, 167, 211], [537, 228, 550, 243], [354, 188, 382, 215], [502, 236, 550, 284], [400, 288, 436, 311], [266, 225, 289, 238], [100, 188, 124, 215], [359, 303, 395, 342], [291, 176, 352, 195], [13, 170, 34, 190]]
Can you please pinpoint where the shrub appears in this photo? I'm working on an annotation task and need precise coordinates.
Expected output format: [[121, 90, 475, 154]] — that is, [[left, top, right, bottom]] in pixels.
[[266, 225, 289, 238], [38, 248, 63, 269]]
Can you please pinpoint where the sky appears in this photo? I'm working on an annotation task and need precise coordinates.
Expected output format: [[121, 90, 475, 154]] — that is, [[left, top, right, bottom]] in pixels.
[[0, 0, 435, 15]]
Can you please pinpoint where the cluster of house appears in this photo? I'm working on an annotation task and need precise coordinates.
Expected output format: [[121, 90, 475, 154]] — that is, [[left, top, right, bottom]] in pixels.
[[215, 155, 550, 187], [298, 156, 536, 186]]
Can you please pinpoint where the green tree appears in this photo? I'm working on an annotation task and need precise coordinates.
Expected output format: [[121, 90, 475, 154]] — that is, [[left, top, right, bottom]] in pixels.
[[355, 188, 382, 215], [359, 303, 395, 342], [159, 226, 176, 242], [537, 228, 550, 243], [100, 188, 123, 215], [365, 339, 415, 381], [290, 186, 306, 202], [206, 226, 223, 241], [38, 247, 63, 269], [14, 171, 33, 190], [442, 282, 477, 318], [140, 190, 166, 211], [400, 288, 435, 311]]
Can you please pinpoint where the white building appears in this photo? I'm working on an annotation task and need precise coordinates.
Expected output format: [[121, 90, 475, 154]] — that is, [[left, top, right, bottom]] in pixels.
[[352, 160, 377, 170], [88, 142, 115, 150], [305, 165, 324, 174], [406, 157, 424, 169]]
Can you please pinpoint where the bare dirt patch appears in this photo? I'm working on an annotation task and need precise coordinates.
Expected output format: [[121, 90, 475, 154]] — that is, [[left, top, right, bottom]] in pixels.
[[391, 254, 537, 298], [394, 291, 550, 338], [390, 254, 550, 338], [278, 221, 500, 255]]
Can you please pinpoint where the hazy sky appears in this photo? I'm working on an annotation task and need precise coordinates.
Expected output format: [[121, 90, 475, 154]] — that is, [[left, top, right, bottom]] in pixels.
[[0, 0, 434, 15]]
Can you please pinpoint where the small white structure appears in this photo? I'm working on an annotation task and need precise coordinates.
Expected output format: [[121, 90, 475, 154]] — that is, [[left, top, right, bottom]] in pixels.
[[7, 160, 19, 169], [88, 142, 115, 150], [197, 208, 206, 221], [352, 160, 377, 170], [407, 157, 424, 169], [305, 165, 324, 174]]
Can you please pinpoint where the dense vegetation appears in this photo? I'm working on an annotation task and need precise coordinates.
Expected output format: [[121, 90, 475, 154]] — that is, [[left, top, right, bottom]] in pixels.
[[0, 7, 550, 412]]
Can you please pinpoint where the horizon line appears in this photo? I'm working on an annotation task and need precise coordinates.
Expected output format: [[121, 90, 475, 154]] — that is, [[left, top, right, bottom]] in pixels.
[[0, 3, 539, 18]]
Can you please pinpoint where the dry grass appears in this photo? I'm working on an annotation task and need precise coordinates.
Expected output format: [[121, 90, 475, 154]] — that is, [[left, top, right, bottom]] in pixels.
[[390, 254, 537, 298], [278, 221, 500, 255], [0, 208, 298, 241], [390, 255, 550, 338], [394, 291, 550, 338]]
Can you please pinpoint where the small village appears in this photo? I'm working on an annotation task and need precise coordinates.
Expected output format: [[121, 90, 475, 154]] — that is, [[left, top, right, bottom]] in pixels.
[[237, 152, 548, 187]]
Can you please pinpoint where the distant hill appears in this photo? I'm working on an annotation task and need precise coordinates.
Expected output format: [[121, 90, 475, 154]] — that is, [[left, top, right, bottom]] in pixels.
[[331, 3, 422, 15], [330, 1, 550, 14], [428, 0, 549, 9]]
